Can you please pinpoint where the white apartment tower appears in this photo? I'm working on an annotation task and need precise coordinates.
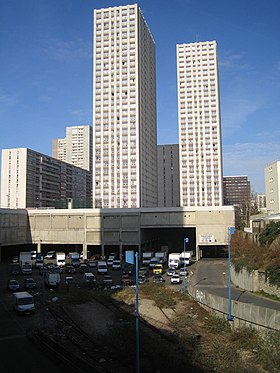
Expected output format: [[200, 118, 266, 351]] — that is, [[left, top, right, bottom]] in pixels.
[[265, 160, 280, 214], [93, 4, 157, 208], [52, 125, 93, 173], [176, 41, 223, 207]]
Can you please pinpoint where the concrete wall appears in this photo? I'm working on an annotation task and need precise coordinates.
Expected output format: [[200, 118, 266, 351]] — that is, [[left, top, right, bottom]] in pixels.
[[188, 274, 280, 332], [0, 209, 30, 246], [230, 265, 280, 298]]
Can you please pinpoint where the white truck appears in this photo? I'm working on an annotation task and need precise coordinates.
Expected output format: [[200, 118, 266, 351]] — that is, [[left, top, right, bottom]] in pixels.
[[168, 253, 181, 268], [142, 252, 153, 266], [180, 251, 193, 266], [69, 252, 80, 268], [45, 273, 60, 288], [19, 252, 32, 275], [56, 252, 66, 267], [155, 251, 167, 264]]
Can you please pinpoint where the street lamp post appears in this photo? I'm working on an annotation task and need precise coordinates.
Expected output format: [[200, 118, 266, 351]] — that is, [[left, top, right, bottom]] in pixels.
[[184, 237, 189, 296], [227, 227, 235, 321]]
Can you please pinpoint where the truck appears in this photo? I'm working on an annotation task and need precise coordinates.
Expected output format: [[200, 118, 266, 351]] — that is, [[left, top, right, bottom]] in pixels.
[[168, 253, 181, 268], [45, 273, 60, 288], [19, 252, 32, 275], [155, 251, 167, 264], [142, 252, 153, 266], [14, 291, 35, 314], [69, 252, 80, 268], [179, 251, 193, 266], [56, 252, 66, 267]]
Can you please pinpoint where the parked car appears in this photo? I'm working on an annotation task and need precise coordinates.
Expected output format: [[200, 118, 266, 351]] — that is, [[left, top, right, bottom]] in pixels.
[[179, 268, 188, 277], [45, 251, 56, 259], [12, 256, 19, 263], [39, 266, 48, 276], [138, 275, 149, 285], [83, 273, 96, 284], [79, 264, 88, 274], [24, 278, 36, 290], [87, 259, 97, 268], [121, 274, 133, 286], [46, 262, 55, 270], [153, 264, 163, 275], [138, 267, 149, 276], [65, 276, 75, 285], [171, 274, 182, 284], [52, 266, 62, 274], [66, 265, 76, 274], [153, 274, 165, 283], [103, 275, 113, 286], [7, 279, 20, 291], [166, 267, 177, 276], [107, 258, 114, 267], [112, 260, 121, 271], [10, 264, 20, 276]]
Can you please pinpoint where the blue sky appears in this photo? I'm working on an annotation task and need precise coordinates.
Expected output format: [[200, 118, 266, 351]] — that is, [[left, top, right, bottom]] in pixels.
[[1, 0, 280, 193]]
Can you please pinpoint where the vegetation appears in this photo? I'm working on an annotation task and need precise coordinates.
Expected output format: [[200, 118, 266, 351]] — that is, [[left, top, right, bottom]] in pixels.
[[230, 228, 280, 286]]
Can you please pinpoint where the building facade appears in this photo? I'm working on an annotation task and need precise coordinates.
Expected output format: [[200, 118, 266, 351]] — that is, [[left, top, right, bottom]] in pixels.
[[52, 125, 93, 173], [223, 175, 251, 206], [157, 144, 180, 207], [176, 41, 223, 207], [92, 4, 157, 208], [1, 148, 91, 209], [265, 160, 280, 214]]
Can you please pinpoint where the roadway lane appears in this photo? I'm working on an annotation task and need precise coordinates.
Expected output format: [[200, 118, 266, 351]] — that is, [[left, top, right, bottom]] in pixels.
[[191, 258, 280, 311]]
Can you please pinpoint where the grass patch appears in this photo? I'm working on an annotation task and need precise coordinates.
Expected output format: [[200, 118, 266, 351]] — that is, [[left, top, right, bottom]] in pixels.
[[138, 282, 177, 309], [204, 314, 231, 334], [255, 290, 280, 302]]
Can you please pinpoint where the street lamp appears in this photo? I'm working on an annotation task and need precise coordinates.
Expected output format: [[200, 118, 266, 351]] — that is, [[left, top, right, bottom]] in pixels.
[[183, 237, 189, 296], [227, 227, 235, 321]]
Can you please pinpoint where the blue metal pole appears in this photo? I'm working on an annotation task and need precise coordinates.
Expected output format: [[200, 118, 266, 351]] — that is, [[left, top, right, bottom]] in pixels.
[[135, 252, 140, 373]]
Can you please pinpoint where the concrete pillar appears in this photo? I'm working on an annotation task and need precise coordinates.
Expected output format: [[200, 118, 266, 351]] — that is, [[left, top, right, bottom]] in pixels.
[[83, 243, 87, 260], [101, 243, 105, 259], [119, 242, 123, 261], [37, 242, 42, 253]]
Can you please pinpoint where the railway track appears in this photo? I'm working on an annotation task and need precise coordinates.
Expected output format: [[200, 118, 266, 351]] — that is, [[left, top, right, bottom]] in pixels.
[[30, 303, 134, 373]]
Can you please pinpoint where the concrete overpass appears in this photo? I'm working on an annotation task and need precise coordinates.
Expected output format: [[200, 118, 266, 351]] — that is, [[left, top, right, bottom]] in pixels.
[[0, 206, 235, 261]]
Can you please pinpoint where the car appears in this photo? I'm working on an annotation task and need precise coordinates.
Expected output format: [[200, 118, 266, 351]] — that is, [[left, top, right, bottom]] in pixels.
[[83, 272, 96, 284], [170, 274, 182, 284], [112, 259, 121, 271], [179, 268, 188, 277], [46, 262, 55, 270], [12, 256, 19, 263], [24, 278, 36, 290], [30, 251, 37, 260], [138, 275, 149, 284], [121, 274, 133, 286], [103, 275, 113, 286], [139, 267, 149, 276], [39, 266, 48, 276], [87, 259, 97, 268], [52, 266, 62, 274], [66, 265, 76, 274], [123, 263, 134, 275], [107, 258, 114, 267], [166, 267, 177, 276], [79, 264, 88, 274], [153, 264, 163, 275], [153, 274, 165, 283], [45, 251, 56, 259], [65, 276, 75, 285], [7, 279, 20, 291], [10, 264, 20, 276]]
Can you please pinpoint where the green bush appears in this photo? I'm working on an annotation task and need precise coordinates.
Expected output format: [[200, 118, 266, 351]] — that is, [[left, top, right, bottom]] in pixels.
[[265, 265, 280, 287]]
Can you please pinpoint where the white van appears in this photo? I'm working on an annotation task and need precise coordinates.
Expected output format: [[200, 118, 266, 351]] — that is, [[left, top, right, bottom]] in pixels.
[[14, 291, 35, 314], [97, 260, 108, 275]]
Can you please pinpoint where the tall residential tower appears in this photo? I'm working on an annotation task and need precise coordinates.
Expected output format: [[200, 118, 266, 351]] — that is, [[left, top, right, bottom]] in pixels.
[[177, 41, 223, 207], [93, 4, 157, 208]]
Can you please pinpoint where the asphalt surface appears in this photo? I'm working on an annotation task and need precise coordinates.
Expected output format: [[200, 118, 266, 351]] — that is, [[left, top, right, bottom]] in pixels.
[[192, 258, 280, 311]]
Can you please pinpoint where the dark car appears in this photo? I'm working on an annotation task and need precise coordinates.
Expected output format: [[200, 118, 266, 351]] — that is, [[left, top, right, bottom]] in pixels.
[[121, 274, 133, 286], [7, 279, 20, 291], [39, 266, 48, 276], [79, 264, 88, 274], [103, 275, 113, 286], [153, 275, 165, 284], [52, 266, 62, 274], [10, 264, 20, 276], [138, 275, 149, 285], [66, 265, 76, 274], [24, 278, 36, 290], [123, 263, 135, 275]]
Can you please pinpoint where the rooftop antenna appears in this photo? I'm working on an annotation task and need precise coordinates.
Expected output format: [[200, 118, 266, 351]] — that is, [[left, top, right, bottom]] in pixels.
[[196, 33, 200, 42]]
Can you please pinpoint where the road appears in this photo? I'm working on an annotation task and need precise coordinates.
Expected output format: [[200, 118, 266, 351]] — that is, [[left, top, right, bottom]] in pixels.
[[191, 258, 280, 311]]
